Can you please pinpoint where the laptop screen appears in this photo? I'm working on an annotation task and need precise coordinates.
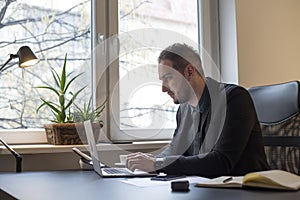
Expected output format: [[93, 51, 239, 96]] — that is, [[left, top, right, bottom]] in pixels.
[[84, 120, 103, 176]]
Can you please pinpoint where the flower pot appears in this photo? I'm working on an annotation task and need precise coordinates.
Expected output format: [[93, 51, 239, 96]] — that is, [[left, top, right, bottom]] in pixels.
[[44, 123, 101, 145]]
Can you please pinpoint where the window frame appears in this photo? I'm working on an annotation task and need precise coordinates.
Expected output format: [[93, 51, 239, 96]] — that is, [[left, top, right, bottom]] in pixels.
[[0, 0, 227, 144], [102, 0, 204, 142], [0, 0, 94, 144]]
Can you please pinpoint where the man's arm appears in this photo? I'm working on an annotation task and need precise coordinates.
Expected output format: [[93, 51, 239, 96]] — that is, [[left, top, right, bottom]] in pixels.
[[158, 87, 259, 177]]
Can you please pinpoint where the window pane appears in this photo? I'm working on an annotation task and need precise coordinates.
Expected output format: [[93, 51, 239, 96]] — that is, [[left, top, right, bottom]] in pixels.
[[0, 0, 91, 129], [118, 0, 198, 130]]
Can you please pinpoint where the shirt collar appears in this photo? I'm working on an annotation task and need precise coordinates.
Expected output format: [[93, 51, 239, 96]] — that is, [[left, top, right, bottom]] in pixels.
[[197, 84, 209, 113]]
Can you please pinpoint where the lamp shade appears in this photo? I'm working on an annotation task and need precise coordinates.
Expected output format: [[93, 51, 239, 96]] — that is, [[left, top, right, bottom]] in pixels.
[[17, 46, 39, 68]]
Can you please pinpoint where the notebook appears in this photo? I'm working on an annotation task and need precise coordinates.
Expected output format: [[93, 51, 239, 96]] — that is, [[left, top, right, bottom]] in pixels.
[[84, 120, 156, 178], [195, 170, 300, 190]]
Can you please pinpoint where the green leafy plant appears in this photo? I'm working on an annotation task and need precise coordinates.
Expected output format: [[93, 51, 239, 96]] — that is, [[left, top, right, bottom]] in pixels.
[[73, 97, 106, 124], [36, 54, 86, 123]]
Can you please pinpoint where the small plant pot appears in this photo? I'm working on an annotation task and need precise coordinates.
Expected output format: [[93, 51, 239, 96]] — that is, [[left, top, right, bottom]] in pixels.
[[44, 123, 101, 145]]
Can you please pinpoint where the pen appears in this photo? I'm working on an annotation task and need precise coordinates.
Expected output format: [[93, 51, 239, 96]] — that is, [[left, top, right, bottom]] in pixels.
[[222, 177, 233, 183]]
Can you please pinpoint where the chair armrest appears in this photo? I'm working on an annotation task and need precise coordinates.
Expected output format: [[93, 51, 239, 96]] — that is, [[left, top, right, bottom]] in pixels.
[[263, 136, 300, 147]]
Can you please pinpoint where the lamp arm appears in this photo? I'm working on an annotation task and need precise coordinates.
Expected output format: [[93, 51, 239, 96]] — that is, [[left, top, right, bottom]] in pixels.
[[0, 138, 22, 173], [0, 54, 19, 72]]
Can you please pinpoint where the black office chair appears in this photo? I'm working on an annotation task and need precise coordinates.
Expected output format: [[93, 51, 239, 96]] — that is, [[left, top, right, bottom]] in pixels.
[[248, 81, 300, 175]]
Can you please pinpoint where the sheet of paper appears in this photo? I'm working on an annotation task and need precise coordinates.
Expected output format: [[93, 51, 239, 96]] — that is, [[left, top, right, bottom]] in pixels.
[[121, 176, 209, 187]]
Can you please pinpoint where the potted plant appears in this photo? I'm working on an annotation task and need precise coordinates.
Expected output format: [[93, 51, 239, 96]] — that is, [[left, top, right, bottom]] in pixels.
[[36, 54, 105, 145], [73, 96, 106, 122], [72, 97, 106, 143]]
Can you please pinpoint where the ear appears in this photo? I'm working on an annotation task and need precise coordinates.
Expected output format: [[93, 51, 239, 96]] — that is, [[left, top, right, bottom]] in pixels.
[[184, 64, 195, 80]]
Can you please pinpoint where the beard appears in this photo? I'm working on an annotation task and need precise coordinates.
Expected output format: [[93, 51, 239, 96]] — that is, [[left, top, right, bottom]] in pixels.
[[173, 98, 180, 104], [170, 89, 192, 104]]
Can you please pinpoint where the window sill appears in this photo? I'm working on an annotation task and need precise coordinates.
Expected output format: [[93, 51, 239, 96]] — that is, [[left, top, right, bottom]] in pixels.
[[0, 141, 170, 155]]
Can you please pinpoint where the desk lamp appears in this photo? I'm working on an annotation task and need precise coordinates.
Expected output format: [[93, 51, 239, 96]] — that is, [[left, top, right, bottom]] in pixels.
[[0, 46, 39, 72], [0, 46, 39, 172]]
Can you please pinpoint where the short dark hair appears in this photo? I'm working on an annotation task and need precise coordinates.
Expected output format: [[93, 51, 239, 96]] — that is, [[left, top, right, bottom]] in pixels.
[[158, 43, 204, 76]]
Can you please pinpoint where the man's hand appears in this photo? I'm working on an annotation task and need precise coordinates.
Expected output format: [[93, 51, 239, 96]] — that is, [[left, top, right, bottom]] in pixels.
[[126, 152, 155, 172]]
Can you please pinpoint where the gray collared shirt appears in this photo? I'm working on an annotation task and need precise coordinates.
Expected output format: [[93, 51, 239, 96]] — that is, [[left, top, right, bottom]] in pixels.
[[188, 85, 209, 155], [157, 85, 209, 157]]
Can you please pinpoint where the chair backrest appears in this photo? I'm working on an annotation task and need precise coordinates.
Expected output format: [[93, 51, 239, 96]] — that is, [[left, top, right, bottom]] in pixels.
[[248, 81, 300, 175]]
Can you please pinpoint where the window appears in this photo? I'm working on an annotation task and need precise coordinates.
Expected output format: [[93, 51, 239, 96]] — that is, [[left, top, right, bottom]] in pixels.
[[1, 0, 220, 143], [0, 0, 91, 143], [99, 0, 200, 141]]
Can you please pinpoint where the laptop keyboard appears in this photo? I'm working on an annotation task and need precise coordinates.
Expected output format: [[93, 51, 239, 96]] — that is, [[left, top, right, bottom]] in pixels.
[[103, 168, 132, 175]]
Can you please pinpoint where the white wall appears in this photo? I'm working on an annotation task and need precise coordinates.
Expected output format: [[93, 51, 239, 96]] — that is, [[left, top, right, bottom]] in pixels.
[[235, 0, 300, 87]]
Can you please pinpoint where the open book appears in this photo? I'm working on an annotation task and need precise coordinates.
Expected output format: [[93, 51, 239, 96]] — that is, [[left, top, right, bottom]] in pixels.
[[195, 170, 300, 190]]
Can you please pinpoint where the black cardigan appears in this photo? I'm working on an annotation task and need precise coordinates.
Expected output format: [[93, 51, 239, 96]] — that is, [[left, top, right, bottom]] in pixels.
[[156, 78, 270, 178]]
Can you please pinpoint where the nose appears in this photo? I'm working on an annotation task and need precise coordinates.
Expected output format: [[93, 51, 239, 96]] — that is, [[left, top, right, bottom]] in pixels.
[[162, 84, 168, 93]]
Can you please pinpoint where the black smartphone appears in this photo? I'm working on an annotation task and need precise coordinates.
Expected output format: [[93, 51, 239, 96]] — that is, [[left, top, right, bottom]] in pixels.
[[151, 174, 186, 181]]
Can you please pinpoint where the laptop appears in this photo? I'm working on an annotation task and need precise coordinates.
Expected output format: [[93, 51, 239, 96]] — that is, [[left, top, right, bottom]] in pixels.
[[84, 120, 156, 178]]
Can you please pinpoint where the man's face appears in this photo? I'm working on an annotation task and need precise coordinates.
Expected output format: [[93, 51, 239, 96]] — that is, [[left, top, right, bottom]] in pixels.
[[158, 59, 192, 104]]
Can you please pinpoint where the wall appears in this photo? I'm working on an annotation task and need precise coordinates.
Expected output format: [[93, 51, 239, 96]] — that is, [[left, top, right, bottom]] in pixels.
[[235, 0, 300, 87], [0, 151, 121, 172], [0, 153, 80, 172], [0, 144, 166, 172]]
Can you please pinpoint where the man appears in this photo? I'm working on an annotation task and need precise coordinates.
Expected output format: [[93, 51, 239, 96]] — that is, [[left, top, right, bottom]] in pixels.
[[126, 43, 270, 178]]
